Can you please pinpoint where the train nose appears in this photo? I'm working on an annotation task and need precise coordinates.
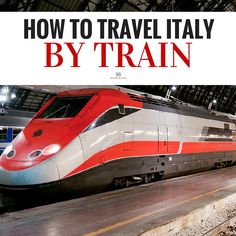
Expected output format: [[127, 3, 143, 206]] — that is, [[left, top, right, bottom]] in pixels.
[[0, 159, 60, 186]]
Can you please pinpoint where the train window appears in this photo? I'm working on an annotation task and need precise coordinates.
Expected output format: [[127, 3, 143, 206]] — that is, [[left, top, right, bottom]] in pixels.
[[95, 108, 119, 125], [206, 127, 232, 141], [85, 107, 140, 132], [84, 109, 118, 131], [224, 123, 230, 130], [0, 128, 7, 141], [13, 128, 22, 139], [39, 96, 91, 119]]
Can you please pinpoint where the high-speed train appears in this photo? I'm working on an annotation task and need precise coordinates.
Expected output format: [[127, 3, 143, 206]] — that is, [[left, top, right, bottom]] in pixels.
[[0, 88, 236, 194]]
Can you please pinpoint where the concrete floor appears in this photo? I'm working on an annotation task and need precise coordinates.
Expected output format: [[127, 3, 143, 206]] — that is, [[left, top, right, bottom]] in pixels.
[[1, 167, 236, 236]]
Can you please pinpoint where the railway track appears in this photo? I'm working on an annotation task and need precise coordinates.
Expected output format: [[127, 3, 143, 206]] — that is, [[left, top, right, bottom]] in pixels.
[[204, 216, 236, 236], [1, 166, 236, 214]]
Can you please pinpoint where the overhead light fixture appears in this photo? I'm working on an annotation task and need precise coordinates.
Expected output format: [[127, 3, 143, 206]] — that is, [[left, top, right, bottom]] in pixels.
[[0, 87, 16, 105], [171, 86, 177, 91], [166, 85, 177, 99], [10, 93, 16, 99], [1, 87, 9, 94], [208, 99, 218, 111], [0, 95, 7, 102]]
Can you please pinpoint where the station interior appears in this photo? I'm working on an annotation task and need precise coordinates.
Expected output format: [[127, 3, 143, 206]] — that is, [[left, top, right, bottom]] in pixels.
[[0, 0, 235, 11], [0, 0, 236, 235]]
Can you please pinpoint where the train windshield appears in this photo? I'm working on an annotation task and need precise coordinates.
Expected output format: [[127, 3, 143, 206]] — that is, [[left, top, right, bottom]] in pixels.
[[39, 96, 91, 119]]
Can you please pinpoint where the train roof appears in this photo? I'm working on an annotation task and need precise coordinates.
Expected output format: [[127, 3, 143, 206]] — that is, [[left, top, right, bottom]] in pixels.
[[126, 91, 236, 123], [58, 87, 236, 124]]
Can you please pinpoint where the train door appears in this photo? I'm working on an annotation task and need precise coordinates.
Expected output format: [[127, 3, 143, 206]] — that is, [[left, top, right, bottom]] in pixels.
[[80, 119, 112, 189], [80, 127, 108, 166], [118, 105, 134, 152], [158, 112, 168, 154], [159, 126, 168, 154]]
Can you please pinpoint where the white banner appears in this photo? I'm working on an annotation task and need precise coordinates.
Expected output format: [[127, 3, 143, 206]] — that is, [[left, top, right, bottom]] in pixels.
[[0, 12, 235, 85]]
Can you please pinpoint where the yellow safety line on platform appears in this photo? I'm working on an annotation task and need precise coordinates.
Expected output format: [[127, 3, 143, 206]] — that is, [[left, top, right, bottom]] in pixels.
[[84, 183, 236, 236]]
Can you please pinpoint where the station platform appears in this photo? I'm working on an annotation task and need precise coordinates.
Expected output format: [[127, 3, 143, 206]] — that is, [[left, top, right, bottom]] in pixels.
[[1, 167, 236, 236]]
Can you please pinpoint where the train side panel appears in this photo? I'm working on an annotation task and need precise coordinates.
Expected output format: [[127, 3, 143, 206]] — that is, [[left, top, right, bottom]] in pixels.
[[77, 106, 236, 189]]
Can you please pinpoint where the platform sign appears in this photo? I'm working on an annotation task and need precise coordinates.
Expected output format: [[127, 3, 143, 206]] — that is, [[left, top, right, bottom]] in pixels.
[[0, 12, 235, 85]]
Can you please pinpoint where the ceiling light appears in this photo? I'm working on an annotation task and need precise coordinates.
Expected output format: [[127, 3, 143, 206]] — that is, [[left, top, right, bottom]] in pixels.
[[1, 87, 8, 94], [0, 95, 7, 102], [10, 93, 16, 99], [171, 86, 177, 91]]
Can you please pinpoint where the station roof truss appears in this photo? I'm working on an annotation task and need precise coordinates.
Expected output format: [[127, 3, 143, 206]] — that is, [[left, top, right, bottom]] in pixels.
[[0, 86, 54, 112], [0, 0, 235, 11], [122, 85, 236, 115], [0, 85, 235, 116]]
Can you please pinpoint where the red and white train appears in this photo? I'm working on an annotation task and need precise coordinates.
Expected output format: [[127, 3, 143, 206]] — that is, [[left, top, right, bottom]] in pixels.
[[0, 88, 236, 194]]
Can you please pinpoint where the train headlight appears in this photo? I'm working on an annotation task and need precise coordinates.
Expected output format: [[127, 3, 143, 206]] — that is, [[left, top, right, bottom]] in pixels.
[[3, 145, 13, 155], [28, 150, 42, 160], [42, 144, 61, 156]]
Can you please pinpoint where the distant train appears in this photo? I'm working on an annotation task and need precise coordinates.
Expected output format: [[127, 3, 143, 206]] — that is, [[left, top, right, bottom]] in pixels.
[[0, 88, 236, 194], [0, 116, 31, 155]]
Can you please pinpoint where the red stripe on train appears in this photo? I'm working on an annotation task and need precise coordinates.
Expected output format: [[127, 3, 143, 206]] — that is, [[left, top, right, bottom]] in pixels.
[[182, 142, 236, 153], [65, 141, 236, 178]]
